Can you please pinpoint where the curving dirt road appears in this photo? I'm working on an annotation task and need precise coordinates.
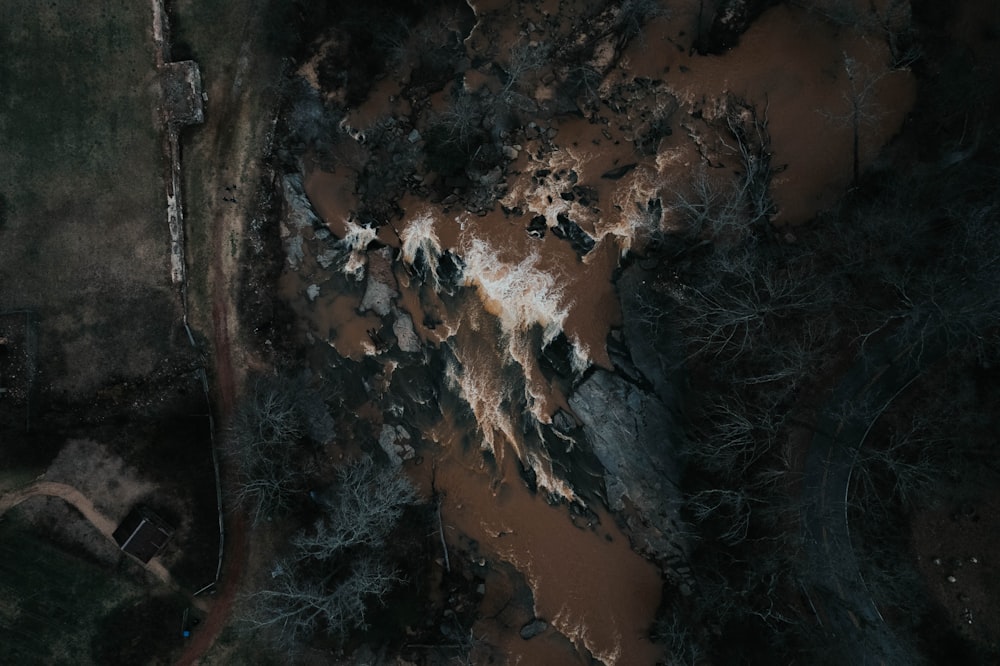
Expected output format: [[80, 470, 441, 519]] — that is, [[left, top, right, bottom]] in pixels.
[[800, 334, 941, 663], [0, 480, 174, 586], [170, 0, 280, 661]]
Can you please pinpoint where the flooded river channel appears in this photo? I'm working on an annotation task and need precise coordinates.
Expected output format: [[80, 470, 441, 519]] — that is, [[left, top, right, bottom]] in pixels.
[[278, 0, 914, 661]]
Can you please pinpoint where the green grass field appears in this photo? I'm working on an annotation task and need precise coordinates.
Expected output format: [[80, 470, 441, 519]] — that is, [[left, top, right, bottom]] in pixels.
[[0, 514, 138, 665], [0, 1, 179, 397]]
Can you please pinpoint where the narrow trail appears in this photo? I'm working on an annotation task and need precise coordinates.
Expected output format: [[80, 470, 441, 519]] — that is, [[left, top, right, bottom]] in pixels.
[[171, 0, 272, 661], [0, 481, 174, 586]]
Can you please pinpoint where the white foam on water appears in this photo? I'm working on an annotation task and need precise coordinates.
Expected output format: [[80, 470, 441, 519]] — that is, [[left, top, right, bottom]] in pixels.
[[400, 212, 445, 288], [501, 147, 584, 231], [596, 166, 661, 256], [525, 449, 579, 502], [338, 220, 377, 280], [444, 340, 578, 502], [460, 237, 567, 344], [443, 354, 518, 455], [569, 335, 592, 376]]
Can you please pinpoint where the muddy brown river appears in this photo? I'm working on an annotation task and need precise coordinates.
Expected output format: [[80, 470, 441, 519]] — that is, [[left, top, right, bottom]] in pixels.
[[282, 1, 914, 662]]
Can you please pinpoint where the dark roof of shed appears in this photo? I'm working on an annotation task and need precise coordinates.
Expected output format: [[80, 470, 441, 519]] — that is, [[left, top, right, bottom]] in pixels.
[[112, 507, 173, 564]]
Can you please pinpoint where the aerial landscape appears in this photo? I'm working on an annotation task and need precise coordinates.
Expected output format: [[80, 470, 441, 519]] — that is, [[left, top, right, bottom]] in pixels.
[[1, 0, 998, 664]]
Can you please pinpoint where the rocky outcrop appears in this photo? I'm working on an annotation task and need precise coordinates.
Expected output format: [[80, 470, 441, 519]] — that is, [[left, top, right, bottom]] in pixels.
[[568, 368, 684, 558], [552, 213, 595, 256], [563, 260, 691, 563], [379, 424, 416, 465], [360, 247, 398, 316], [569, 370, 678, 511]]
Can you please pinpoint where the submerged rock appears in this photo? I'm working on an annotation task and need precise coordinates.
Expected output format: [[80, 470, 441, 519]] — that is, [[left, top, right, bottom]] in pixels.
[[519, 618, 548, 640], [600, 162, 636, 180], [437, 250, 466, 291], [552, 213, 596, 256]]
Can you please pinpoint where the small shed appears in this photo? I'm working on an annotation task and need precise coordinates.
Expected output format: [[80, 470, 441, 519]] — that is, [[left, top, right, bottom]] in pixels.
[[160, 60, 204, 127], [113, 507, 173, 564]]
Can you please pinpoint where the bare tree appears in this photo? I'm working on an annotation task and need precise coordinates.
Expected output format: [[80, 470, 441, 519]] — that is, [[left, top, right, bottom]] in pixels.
[[876, 0, 922, 70], [242, 456, 420, 649], [228, 375, 336, 526], [721, 97, 777, 225], [824, 53, 886, 185], [291, 456, 418, 559], [671, 254, 832, 363], [794, 0, 921, 70], [685, 487, 757, 546], [793, 0, 875, 29], [611, 0, 665, 49], [498, 40, 551, 114], [228, 378, 307, 526], [651, 610, 704, 666], [684, 394, 782, 482], [244, 554, 401, 648], [281, 77, 343, 164], [669, 166, 748, 242]]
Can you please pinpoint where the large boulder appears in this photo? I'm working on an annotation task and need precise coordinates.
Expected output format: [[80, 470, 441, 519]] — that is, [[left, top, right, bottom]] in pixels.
[[569, 369, 678, 511], [569, 368, 686, 560], [360, 247, 399, 316]]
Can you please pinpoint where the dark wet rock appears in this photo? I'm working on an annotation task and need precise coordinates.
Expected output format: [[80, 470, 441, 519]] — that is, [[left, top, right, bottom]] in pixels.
[[644, 197, 663, 227], [572, 185, 599, 206], [552, 214, 596, 256], [527, 215, 547, 239], [379, 423, 416, 465], [569, 367, 686, 558], [552, 409, 577, 434], [391, 307, 421, 353], [517, 458, 538, 493], [695, 0, 775, 55], [540, 331, 577, 377], [389, 362, 438, 410], [411, 247, 430, 283], [569, 369, 679, 512], [601, 162, 637, 180], [520, 619, 548, 640], [606, 328, 645, 386], [444, 174, 470, 189], [437, 250, 466, 291]]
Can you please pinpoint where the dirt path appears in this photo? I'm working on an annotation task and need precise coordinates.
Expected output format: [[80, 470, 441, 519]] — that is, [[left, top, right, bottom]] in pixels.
[[172, 1, 276, 662], [0, 481, 174, 586]]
